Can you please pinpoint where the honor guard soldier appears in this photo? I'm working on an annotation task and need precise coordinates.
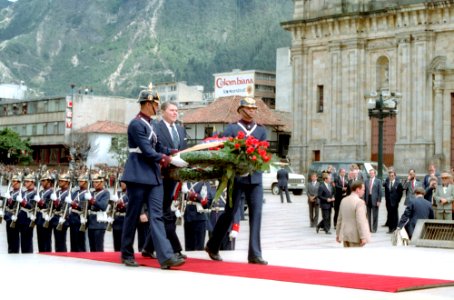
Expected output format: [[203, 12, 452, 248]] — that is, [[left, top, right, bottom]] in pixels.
[[17, 174, 38, 253], [50, 173, 71, 252], [205, 97, 268, 264], [87, 173, 109, 252], [4, 174, 29, 253], [112, 179, 128, 251], [183, 181, 212, 251], [120, 85, 188, 269], [69, 174, 90, 252], [36, 172, 55, 252]]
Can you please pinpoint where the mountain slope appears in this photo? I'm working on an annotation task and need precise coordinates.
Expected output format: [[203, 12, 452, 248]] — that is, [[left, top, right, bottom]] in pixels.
[[0, 0, 292, 97]]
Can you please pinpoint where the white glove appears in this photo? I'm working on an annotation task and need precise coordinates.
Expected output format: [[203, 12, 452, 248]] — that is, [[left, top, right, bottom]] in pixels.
[[181, 182, 189, 194], [15, 194, 22, 202], [50, 192, 58, 201], [229, 230, 238, 240], [84, 192, 92, 201], [175, 210, 182, 218], [33, 194, 40, 202], [65, 196, 72, 204], [110, 194, 119, 202], [5, 192, 11, 199], [200, 185, 208, 199], [170, 154, 188, 168]]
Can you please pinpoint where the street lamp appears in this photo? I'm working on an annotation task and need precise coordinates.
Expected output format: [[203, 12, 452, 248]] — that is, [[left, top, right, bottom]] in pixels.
[[364, 89, 401, 180]]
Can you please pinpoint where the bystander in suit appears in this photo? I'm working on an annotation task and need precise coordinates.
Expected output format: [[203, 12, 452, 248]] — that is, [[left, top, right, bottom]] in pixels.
[[306, 173, 319, 228], [383, 170, 403, 233], [336, 180, 370, 247], [364, 169, 382, 233], [316, 172, 335, 234], [277, 165, 291, 203]]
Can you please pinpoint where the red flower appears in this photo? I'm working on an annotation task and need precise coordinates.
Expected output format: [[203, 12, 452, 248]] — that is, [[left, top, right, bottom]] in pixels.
[[237, 131, 245, 139], [246, 147, 255, 154], [235, 143, 241, 149], [251, 155, 257, 161]]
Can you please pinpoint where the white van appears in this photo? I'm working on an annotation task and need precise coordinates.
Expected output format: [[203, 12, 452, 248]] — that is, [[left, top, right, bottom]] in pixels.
[[262, 162, 305, 195]]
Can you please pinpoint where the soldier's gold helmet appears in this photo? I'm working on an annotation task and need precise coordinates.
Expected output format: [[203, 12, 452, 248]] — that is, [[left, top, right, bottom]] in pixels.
[[40, 171, 53, 181], [78, 174, 89, 182], [137, 83, 160, 104], [237, 97, 257, 112], [92, 173, 105, 182], [58, 173, 71, 182], [11, 174, 22, 182], [24, 173, 36, 182]]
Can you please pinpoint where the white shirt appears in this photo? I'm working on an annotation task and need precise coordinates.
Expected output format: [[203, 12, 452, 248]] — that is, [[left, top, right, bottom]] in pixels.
[[163, 119, 179, 141]]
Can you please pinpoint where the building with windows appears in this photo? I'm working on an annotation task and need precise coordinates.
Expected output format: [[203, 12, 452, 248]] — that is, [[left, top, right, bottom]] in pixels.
[[155, 81, 204, 107], [282, 0, 454, 175], [0, 93, 136, 165], [213, 69, 276, 109]]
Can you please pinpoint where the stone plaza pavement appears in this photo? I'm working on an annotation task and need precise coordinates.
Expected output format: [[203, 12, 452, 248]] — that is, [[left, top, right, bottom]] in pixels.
[[0, 192, 453, 300]]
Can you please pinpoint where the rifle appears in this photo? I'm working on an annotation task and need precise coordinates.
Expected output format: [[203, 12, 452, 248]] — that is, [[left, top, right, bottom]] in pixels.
[[79, 169, 92, 232], [29, 175, 41, 228], [106, 172, 119, 232], [43, 174, 59, 228], [0, 176, 12, 224], [10, 181, 24, 229], [56, 181, 72, 231]]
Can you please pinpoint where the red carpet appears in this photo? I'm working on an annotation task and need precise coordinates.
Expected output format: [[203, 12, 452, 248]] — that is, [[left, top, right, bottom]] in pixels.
[[42, 252, 454, 293]]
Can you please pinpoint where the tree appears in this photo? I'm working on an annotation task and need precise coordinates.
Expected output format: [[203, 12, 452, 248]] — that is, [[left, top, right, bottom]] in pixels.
[[109, 135, 128, 167], [0, 128, 33, 165]]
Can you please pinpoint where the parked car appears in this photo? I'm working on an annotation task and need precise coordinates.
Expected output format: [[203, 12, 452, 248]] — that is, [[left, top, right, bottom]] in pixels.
[[262, 162, 305, 195], [307, 160, 389, 182]]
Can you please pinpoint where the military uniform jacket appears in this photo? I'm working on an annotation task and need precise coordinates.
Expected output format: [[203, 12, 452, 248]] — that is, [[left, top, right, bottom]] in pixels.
[[19, 189, 37, 225], [4, 189, 22, 222], [221, 121, 267, 185], [184, 182, 212, 223], [112, 191, 128, 231], [36, 188, 53, 226], [122, 114, 164, 186], [69, 189, 89, 226], [50, 188, 70, 227], [88, 188, 109, 230]]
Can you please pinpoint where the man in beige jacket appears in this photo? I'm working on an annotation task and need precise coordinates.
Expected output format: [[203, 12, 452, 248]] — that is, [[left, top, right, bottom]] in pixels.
[[336, 180, 371, 247]]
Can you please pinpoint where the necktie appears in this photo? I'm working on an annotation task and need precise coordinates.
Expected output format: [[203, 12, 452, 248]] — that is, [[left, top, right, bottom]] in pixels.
[[369, 179, 373, 193], [171, 124, 180, 149], [412, 180, 415, 190], [341, 177, 344, 187]]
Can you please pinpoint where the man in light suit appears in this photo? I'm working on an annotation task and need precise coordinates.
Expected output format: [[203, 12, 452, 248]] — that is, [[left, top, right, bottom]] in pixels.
[[336, 180, 370, 247], [316, 172, 335, 234], [383, 170, 403, 233], [364, 169, 382, 233], [142, 100, 188, 260], [433, 171, 454, 220], [306, 173, 319, 228]]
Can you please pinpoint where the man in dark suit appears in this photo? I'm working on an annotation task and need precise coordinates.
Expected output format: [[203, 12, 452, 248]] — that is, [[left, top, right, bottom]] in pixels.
[[205, 97, 268, 265], [333, 168, 348, 226], [141, 100, 188, 260], [316, 172, 335, 234], [397, 187, 434, 239], [365, 169, 382, 233], [277, 165, 291, 203], [306, 173, 320, 227], [120, 88, 187, 269], [383, 170, 403, 233]]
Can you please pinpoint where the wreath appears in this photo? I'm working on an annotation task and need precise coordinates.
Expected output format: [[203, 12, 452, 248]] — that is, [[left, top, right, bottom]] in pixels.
[[167, 132, 272, 206]]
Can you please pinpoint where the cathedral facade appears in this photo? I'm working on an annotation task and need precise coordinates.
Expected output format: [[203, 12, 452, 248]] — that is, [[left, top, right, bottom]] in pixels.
[[282, 0, 454, 176]]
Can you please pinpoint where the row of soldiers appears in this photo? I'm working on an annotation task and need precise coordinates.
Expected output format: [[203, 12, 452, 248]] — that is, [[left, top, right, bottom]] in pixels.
[[0, 170, 237, 254]]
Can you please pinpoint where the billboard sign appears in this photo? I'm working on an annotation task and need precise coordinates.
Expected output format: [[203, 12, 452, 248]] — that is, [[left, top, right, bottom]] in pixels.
[[214, 73, 254, 98]]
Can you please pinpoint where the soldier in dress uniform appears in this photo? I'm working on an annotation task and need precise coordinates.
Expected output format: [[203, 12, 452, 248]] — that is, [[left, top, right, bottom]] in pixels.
[[69, 174, 90, 252], [50, 173, 71, 252], [4, 174, 29, 253], [205, 97, 268, 264], [87, 173, 109, 252], [112, 180, 128, 252], [36, 172, 55, 252], [16, 174, 37, 253], [183, 181, 212, 251], [120, 85, 188, 268]]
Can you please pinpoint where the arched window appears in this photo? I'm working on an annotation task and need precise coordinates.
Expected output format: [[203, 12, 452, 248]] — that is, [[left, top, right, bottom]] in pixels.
[[376, 56, 389, 91]]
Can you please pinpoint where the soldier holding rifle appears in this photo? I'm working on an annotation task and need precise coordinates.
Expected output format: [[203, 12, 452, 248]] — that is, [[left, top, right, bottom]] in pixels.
[[51, 173, 71, 252], [35, 172, 55, 252], [87, 173, 109, 252], [4, 174, 27, 253], [110, 177, 128, 252], [69, 174, 90, 252], [14, 174, 37, 253]]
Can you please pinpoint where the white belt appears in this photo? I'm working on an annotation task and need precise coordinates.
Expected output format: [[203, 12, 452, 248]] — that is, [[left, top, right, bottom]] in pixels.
[[129, 148, 142, 153]]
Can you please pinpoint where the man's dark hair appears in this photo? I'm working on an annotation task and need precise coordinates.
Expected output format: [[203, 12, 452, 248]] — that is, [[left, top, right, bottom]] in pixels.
[[350, 180, 364, 192]]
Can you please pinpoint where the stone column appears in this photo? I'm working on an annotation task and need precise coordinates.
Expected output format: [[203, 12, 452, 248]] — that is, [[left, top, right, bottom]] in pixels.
[[433, 72, 444, 156], [329, 41, 342, 142]]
